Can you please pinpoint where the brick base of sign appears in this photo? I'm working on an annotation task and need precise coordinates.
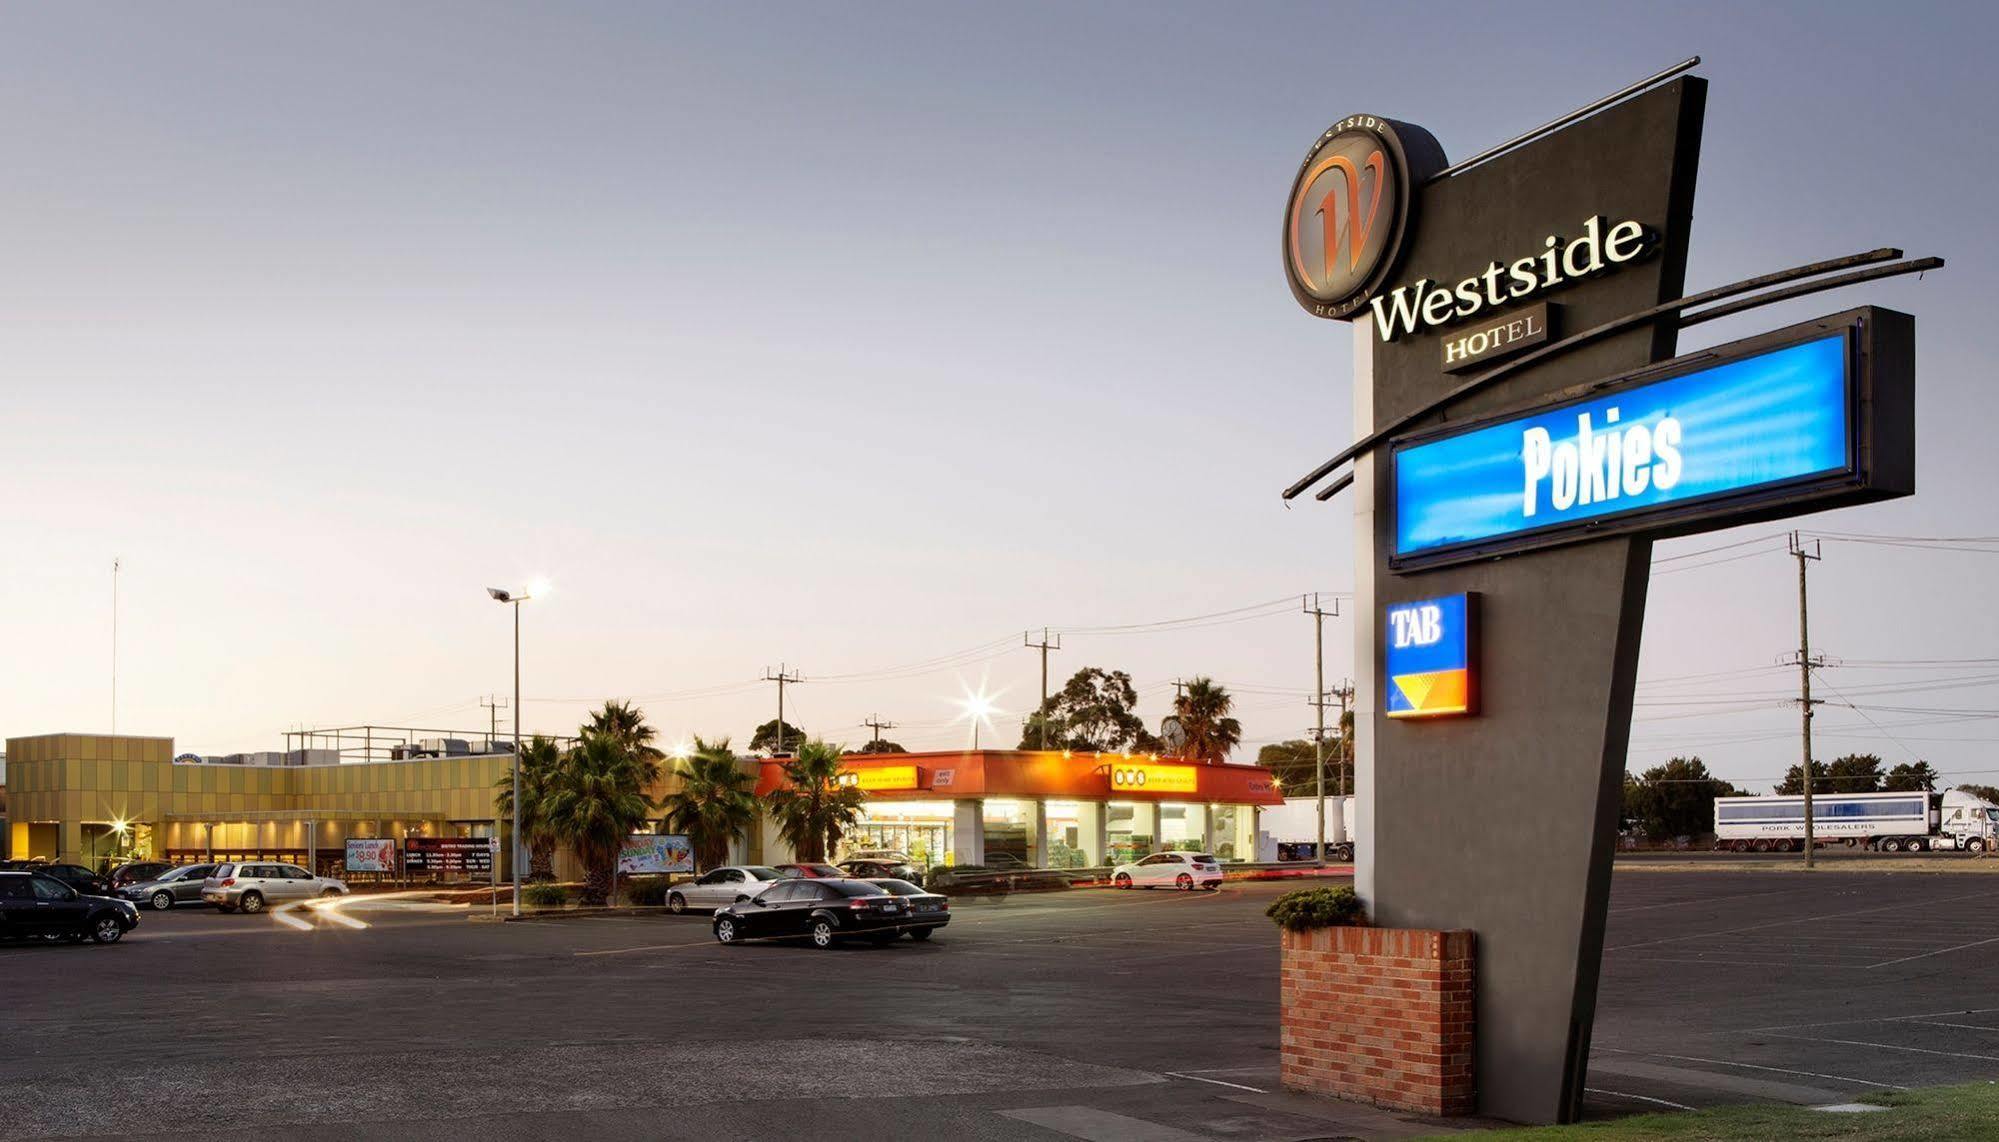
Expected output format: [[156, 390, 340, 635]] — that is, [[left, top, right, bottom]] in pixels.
[[1279, 926, 1476, 1116]]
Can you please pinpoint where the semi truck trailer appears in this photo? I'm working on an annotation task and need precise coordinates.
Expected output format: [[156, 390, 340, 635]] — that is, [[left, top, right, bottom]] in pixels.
[[1712, 788, 1998, 853]]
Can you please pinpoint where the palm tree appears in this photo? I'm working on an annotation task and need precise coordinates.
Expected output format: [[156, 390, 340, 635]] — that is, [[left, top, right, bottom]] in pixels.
[[1173, 677, 1242, 764], [544, 731, 658, 904], [493, 735, 564, 881], [659, 736, 758, 871], [586, 699, 666, 766], [764, 739, 866, 861]]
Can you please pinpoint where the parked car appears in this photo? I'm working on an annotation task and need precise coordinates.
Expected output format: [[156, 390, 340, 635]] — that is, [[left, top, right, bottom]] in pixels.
[[109, 861, 175, 890], [922, 864, 1011, 898], [982, 852, 1030, 870], [842, 849, 913, 864], [838, 858, 924, 886], [1111, 851, 1222, 890], [3, 861, 113, 898], [200, 863, 349, 914], [119, 864, 219, 911], [867, 878, 950, 940], [665, 866, 786, 914], [0, 870, 141, 944], [773, 862, 845, 879], [711, 878, 914, 948]]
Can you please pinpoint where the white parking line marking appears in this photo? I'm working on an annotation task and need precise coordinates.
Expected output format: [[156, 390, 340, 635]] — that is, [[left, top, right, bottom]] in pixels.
[[1602, 886, 1999, 952], [1759, 1032, 1999, 1063], [1866, 934, 1999, 968], [1163, 1071, 1267, 1093], [1734, 1005, 1999, 1034], [573, 941, 715, 957], [1586, 1087, 1695, 1111], [1594, 1046, 1905, 1090]]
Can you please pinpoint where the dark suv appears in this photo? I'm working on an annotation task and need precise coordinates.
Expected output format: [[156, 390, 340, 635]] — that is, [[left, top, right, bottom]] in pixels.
[[1, 861, 111, 897], [0, 871, 141, 944]]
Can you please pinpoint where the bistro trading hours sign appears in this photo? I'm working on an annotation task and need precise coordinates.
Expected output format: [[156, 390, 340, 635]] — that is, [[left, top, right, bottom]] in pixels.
[[403, 836, 493, 876]]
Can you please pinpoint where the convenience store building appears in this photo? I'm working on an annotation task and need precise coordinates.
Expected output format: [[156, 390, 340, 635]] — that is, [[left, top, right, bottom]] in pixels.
[[752, 749, 1285, 867]]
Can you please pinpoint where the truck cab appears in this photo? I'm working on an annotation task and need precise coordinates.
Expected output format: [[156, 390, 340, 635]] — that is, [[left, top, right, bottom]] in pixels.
[[1936, 789, 1999, 852]]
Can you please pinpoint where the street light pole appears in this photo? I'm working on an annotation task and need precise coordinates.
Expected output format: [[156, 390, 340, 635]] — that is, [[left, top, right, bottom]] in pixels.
[[489, 587, 533, 916]]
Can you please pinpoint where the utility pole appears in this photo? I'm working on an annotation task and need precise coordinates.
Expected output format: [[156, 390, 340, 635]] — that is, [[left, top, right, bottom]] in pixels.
[[481, 695, 508, 744], [111, 557, 121, 734], [1333, 680, 1355, 798], [1025, 629, 1061, 749], [1788, 532, 1825, 868], [764, 665, 804, 755], [1304, 594, 1341, 866], [862, 714, 897, 749]]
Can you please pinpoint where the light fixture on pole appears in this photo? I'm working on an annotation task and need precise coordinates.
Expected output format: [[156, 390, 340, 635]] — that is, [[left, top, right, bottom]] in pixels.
[[955, 687, 1001, 750], [488, 584, 535, 916]]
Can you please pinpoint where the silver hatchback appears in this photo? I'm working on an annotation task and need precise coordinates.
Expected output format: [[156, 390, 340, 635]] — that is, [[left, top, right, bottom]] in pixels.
[[201, 863, 349, 914]]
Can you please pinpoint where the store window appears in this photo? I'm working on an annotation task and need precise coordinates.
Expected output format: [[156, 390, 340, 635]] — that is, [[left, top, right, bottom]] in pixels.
[[849, 799, 953, 869], [983, 799, 1031, 866], [1160, 804, 1205, 850], [1211, 805, 1241, 861], [1107, 802, 1146, 865], [1044, 801, 1086, 868]]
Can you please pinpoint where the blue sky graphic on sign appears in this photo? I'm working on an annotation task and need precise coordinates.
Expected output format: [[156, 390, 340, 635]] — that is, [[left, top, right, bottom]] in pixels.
[[1385, 593, 1474, 719], [1394, 334, 1852, 561]]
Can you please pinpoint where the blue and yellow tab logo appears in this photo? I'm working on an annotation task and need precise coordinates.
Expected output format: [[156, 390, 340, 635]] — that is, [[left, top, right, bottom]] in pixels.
[[1385, 593, 1476, 719]]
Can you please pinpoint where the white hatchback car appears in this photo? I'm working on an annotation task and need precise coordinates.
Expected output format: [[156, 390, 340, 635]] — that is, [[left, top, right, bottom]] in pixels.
[[665, 866, 786, 914], [1112, 851, 1223, 891]]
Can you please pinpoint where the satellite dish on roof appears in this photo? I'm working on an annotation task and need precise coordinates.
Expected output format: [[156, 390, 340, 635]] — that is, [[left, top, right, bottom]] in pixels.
[[1159, 716, 1188, 754]]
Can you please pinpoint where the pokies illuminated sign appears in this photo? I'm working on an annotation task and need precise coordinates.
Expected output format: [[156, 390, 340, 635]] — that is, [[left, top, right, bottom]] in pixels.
[[1385, 594, 1477, 720], [836, 765, 921, 792], [1110, 763, 1199, 794], [1391, 310, 1912, 570]]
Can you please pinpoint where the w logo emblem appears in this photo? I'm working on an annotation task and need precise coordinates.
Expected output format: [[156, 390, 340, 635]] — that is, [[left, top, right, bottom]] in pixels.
[[1282, 116, 1441, 321]]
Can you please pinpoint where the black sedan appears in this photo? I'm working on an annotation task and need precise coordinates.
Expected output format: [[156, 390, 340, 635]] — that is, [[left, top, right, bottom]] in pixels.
[[0, 871, 141, 944], [867, 878, 949, 940], [711, 878, 915, 949]]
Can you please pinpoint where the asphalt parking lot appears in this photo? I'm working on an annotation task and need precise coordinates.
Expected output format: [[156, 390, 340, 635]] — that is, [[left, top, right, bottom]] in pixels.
[[3, 871, 1997, 1140]]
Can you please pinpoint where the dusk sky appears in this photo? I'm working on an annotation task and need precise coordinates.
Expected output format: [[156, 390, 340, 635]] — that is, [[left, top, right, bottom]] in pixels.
[[4, 3, 1995, 792]]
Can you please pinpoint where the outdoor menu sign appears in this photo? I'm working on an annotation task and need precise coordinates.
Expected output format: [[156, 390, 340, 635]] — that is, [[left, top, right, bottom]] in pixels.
[[344, 838, 397, 873], [403, 836, 494, 875], [617, 833, 693, 875]]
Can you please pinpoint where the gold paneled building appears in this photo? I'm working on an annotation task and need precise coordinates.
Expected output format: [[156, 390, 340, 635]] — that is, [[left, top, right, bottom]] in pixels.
[[3, 732, 602, 876]]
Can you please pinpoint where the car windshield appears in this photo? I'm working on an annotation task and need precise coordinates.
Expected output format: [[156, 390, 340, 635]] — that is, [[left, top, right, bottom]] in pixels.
[[870, 879, 923, 896], [1195, 854, 1217, 863], [830, 880, 888, 897], [212, 864, 235, 878], [742, 867, 781, 880]]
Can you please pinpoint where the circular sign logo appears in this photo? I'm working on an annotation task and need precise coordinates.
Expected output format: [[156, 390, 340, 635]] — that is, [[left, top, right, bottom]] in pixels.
[[1282, 115, 1444, 320]]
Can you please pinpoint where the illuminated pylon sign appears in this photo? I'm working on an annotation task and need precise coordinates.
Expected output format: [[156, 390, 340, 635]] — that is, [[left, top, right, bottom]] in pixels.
[[1385, 593, 1477, 719]]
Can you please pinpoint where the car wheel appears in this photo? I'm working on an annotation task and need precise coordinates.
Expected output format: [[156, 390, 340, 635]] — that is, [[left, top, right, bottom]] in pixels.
[[667, 892, 687, 915], [1113, 873, 1132, 890], [319, 888, 340, 898], [239, 892, 265, 914], [150, 891, 174, 911], [1881, 838, 1902, 853], [810, 919, 836, 949], [1968, 838, 1986, 853], [1910, 838, 1928, 852], [91, 917, 124, 944], [714, 917, 738, 945], [1175, 873, 1193, 891], [908, 928, 934, 941]]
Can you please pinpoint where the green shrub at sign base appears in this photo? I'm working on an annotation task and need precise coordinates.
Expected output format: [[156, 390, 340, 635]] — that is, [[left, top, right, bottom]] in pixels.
[[1266, 885, 1368, 931], [524, 883, 568, 908], [623, 876, 671, 906]]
